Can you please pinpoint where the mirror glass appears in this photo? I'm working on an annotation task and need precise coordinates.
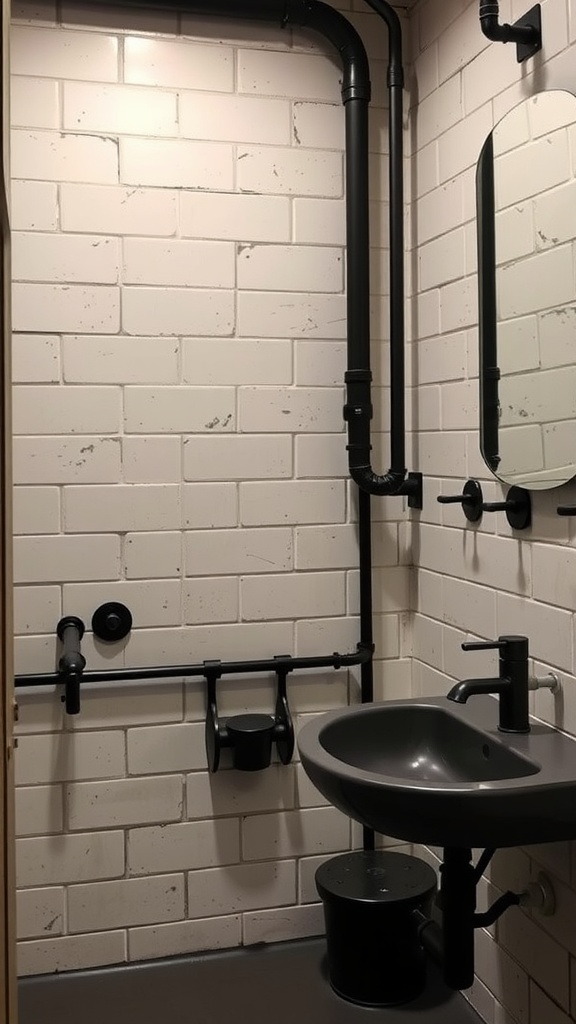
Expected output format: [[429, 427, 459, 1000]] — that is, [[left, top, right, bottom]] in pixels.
[[477, 90, 576, 490]]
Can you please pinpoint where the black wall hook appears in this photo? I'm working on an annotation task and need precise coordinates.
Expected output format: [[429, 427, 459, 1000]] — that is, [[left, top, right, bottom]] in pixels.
[[437, 480, 484, 523], [57, 616, 86, 714], [205, 657, 295, 773], [482, 485, 531, 530], [92, 602, 132, 642]]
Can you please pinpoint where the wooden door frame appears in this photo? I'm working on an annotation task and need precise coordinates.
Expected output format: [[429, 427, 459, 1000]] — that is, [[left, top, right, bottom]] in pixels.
[[1, 0, 15, 1016]]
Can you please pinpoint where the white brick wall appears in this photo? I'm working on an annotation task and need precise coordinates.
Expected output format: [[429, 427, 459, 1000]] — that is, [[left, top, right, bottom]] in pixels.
[[10, 0, 403, 985], [410, 1, 576, 1022]]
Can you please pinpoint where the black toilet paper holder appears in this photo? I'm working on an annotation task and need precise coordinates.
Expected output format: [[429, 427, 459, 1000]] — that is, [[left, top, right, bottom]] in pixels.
[[205, 656, 295, 773]]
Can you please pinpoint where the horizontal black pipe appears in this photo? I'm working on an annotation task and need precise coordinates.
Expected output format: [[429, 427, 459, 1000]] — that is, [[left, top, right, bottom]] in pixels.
[[15, 642, 373, 689], [414, 912, 443, 968]]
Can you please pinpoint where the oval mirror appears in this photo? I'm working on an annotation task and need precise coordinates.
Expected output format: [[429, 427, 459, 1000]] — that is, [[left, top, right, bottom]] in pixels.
[[477, 90, 576, 490]]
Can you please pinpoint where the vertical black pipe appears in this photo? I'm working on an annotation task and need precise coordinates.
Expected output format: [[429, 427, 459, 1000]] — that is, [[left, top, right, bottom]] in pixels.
[[358, 488, 374, 851], [387, 58, 406, 474], [358, 489, 373, 704], [364, 0, 407, 474], [345, 99, 371, 369], [440, 848, 476, 990]]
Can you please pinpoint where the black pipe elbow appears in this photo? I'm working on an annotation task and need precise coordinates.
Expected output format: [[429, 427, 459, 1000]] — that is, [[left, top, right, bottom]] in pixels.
[[286, 0, 370, 101], [479, 0, 541, 49], [479, 1, 506, 40], [480, 13, 515, 43], [361, 0, 403, 72], [350, 464, 407, 497]]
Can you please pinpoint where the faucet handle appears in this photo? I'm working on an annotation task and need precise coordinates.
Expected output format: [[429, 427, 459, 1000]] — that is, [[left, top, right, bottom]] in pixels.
[[462, 639, 506, 653], [462, 635, 529, 658]]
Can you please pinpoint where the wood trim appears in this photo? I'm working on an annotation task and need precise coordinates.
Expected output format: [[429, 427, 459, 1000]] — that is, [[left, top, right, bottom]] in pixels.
[[0, 0, 15, 1015]]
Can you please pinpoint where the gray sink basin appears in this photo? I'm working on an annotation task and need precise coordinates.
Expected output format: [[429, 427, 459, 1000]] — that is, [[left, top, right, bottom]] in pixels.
[[298, 696, 576, 848]]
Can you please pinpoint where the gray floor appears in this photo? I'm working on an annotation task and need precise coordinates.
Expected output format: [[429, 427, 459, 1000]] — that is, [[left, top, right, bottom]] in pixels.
[[19, 938, 485, 1024]]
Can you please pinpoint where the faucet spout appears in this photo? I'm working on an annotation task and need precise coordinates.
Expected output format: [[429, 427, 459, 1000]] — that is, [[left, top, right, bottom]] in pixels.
[[447, 677, 508, 704]]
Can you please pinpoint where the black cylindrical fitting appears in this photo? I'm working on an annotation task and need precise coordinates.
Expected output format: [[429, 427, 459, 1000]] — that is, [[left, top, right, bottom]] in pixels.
[[226, 713, 276, 771], [57, 616, 86, 677], [57, 616, 86, 715], [498, 635, 529, 733]]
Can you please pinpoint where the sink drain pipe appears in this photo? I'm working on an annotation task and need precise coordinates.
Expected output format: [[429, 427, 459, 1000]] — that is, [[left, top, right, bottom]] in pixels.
[[414, 847, 551, 990]]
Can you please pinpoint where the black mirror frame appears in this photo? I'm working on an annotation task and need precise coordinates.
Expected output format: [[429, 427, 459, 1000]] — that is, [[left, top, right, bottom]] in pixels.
[[476, 132, 501, 476]]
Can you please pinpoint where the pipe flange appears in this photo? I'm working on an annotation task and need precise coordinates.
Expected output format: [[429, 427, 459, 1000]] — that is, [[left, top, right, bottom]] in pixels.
[[92, 602, 133, 643]]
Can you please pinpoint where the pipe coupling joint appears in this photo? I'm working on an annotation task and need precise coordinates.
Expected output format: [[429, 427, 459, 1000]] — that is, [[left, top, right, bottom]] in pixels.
[[345, 369, 373, 383], [479, 2, 500, 16], [387, 66, 405, 88], [343, 402, 373, 422]]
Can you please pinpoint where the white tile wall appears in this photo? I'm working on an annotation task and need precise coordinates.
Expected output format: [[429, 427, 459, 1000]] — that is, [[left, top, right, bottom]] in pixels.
[[4, 0, 484, 994], [410, 1, 576, 1022]]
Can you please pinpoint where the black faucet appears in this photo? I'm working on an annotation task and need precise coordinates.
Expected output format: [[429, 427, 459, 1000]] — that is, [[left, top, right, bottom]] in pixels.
[[447, 635, 530, 733]]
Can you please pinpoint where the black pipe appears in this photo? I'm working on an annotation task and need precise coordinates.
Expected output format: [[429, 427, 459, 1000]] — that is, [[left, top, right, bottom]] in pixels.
[[358, 486, 374, 850], [40, 0, 385, 848], [479, 0, 539, 45], [414, 911, 443, 968], [15, 643, 373, 689], [343, 0, 417, 498], [56, 616, 86, 714], [81, 0, 415, 500], [440, 848, 476, 990], [472, 847, 495, 884], [474, 890, 520, 929]]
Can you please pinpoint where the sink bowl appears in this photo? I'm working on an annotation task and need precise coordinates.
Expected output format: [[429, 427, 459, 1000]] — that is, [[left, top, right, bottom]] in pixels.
[[298, 696, 576, 848]]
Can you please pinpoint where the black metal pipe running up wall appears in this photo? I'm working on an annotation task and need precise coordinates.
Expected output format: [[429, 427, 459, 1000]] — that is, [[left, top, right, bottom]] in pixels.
[[17, 2, 409, 796], [79, 0, 410, 500]]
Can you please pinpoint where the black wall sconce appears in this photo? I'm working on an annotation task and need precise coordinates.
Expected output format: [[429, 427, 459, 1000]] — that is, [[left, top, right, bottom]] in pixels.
[[205, 657, 295, 772], [479, 2, 542, 63]]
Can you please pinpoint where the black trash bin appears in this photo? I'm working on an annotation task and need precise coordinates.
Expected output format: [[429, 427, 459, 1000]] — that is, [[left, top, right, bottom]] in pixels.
[[316, 850, 437, 1007]]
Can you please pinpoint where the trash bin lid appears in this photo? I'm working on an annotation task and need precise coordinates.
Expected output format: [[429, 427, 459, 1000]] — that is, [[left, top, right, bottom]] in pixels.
[[316, 851, 437, 909]]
